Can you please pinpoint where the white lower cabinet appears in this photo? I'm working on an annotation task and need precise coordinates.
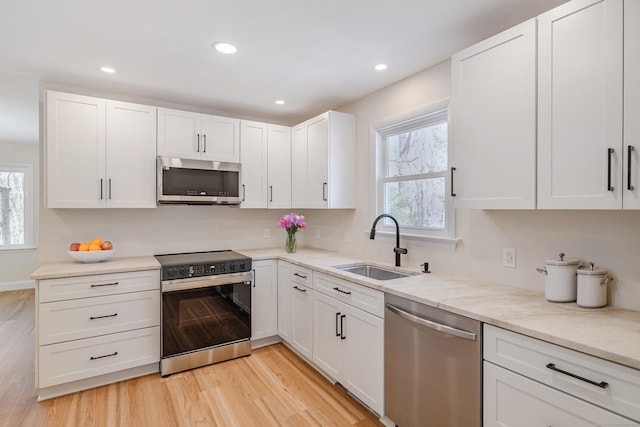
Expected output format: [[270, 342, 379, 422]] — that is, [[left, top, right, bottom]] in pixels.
[[484, 325, 640, 425], [251, 259, 278, 341], [39, 327, 160, 388], [277, 263, 384, 416], [312, 274, 384, 416], [484, 362, 631, 426], [291, 281, 313, 360], [277, 261, 313, 359], [36, 269, 161, 400], [277, 260, 293, 342]]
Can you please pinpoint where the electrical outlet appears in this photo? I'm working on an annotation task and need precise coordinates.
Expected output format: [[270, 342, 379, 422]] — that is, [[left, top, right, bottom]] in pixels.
[[503, 248, 516, 268], [316, 228, 321, 239], [263, 228, 270, 238]]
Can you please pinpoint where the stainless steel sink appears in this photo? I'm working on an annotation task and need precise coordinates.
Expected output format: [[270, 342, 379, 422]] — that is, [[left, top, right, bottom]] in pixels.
[[334, 263, 417, 281]]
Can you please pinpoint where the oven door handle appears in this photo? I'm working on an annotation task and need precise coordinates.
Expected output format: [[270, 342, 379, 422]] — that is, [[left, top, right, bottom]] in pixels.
[[161, 271, 253, 293]]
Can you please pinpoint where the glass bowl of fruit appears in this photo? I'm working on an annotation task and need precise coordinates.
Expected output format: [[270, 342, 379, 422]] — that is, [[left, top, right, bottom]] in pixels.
[[68, 238, 114, 263]]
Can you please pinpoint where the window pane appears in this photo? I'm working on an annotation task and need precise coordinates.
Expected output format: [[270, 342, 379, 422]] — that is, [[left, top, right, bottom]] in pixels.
[[0, 171, 25, 245], [383, 177, 445, 229], [386, 121, 448, 177]]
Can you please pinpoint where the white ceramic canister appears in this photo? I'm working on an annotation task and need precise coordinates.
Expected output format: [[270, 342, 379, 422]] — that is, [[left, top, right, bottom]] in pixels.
[[536, 252, 581, 302], [577, 262, 613, 308]]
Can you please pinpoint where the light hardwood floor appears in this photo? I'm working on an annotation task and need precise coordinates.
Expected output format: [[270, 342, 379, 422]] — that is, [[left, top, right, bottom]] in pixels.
[[0, 289, 382, 427]]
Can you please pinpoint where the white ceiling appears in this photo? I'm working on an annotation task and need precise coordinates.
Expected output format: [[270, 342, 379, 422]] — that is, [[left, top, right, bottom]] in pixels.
[[0, 0, 567, 142]]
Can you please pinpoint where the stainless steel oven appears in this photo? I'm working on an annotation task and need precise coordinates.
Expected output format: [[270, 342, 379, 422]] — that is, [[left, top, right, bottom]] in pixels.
[[155, 250, 252, 376]]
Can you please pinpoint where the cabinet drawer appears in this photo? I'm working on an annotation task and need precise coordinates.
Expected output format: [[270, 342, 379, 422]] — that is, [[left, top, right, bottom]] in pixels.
[[484, 362, 632, 426], [39, 326, 160, 388], [313, 272, 384, 318], [484, 325, 640, 422], [288, 264, 313, 287], [39, 270, 160, 302], [39, 290, 160, 345]]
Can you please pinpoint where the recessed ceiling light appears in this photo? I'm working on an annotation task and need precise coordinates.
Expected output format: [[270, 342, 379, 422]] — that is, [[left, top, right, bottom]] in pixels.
[[100, 66, 115, 73], [212, 42, 238, 54], [374, 64, 388, 71], [275, 100, 285, 105]]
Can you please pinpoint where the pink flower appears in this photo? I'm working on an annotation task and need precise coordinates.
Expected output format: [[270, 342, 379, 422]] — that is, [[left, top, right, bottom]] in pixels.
[[278, 212, 307, 234]]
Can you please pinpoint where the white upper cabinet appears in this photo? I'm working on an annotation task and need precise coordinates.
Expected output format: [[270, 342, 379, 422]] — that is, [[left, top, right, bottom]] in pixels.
[[157, 107, 240, 162], [105, 100, 157, 208], [239, 121, 291, 209], [240, 121, 268, 208], [45, 91, 156, 208], [537, 0, 623, 209], [292, 111, 356, 209], [624, 0, 640, 209], [291, 124, 307, 207], [267, 124, 292, 209], [450, 18, 537, 209]]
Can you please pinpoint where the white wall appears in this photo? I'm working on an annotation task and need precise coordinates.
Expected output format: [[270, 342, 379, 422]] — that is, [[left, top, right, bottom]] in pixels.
[[307, 60, 640, 311], [35, 82, 305, 265], [19, 61, 640, 311], [38, 206, 298, 263]]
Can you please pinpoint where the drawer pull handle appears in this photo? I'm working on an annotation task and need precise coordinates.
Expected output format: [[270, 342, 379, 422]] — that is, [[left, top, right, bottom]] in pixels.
[[90, 282, 119, 288], [89, 313, 118, 320], [294, 273, 307, 279], [90, 351, 118, 361], [545, 363, 609, 389], [333, 287, 352, 295], [293, 285, 307, 293]]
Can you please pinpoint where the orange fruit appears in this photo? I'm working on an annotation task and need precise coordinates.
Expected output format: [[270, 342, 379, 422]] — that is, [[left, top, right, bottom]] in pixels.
[[91, 237, 103, 246], [89, 244, 102, 251], [79, 243, 90, 251]]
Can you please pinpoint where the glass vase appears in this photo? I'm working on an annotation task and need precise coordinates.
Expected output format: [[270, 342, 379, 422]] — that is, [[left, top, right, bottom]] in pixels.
[[285, 234, 297, 253]]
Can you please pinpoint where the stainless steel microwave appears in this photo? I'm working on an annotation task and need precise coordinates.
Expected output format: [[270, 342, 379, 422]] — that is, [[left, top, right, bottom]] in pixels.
[[157, 157, 241, 205]]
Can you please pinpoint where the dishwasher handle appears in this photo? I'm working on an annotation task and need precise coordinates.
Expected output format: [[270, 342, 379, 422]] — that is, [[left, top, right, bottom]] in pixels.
[[386, 303, 477, 341]]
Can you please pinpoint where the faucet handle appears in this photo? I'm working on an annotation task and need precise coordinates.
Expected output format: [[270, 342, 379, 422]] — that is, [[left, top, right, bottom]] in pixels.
[[421, 262, 431, 273], [394, 247, 408, 255]]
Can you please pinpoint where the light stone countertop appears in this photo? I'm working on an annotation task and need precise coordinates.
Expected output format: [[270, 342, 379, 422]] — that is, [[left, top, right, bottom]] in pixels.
[[30, 256, 160, 279], [30, 248, 640, 371], [238, 247, 640, 371]]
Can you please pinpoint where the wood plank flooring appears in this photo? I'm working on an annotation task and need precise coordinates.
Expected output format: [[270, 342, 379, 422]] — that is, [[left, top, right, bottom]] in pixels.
[[0, 290, 382, 427]]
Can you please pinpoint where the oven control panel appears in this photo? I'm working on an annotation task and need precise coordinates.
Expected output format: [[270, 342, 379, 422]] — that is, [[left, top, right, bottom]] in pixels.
[[162, 259, 252, 281]]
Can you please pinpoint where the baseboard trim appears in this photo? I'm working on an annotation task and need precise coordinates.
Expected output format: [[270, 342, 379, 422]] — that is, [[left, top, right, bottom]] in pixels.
[[0, 280, 35, 292]]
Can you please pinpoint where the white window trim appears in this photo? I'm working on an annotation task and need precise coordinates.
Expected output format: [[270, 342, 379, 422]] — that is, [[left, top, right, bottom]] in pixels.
[[369, 99, 460, 250], [0, 162, 36, 251]]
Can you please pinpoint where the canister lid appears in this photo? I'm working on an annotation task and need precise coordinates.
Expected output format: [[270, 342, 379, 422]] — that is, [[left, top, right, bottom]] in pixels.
[[545, 252, 579, 266], [577, 261, 608, 275]]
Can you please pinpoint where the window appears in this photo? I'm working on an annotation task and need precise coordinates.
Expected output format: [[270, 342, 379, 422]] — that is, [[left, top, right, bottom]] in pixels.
[[375, 107, 454, 240], [0, 163, 34, 250]]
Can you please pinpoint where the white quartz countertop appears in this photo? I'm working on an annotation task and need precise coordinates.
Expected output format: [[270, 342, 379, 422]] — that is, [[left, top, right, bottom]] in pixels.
[[238, 247, 640, 371], [31, 248, 640, 370], [30, 256, 160, 279]]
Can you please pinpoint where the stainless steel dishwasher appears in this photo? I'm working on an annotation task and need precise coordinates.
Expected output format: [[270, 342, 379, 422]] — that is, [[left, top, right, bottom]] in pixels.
[[385, 293, 481, 427]]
